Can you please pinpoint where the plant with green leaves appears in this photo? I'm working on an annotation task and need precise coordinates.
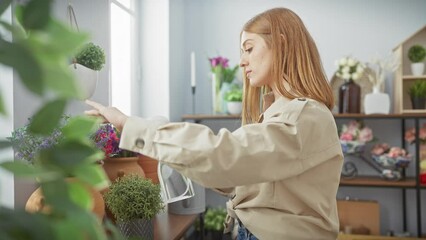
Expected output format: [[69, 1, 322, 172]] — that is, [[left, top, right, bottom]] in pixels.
[[408, 80, 426, 98], [104, 174, 164, 222], [8, 115, 70, 164], [0, 0, 123, 239], [225, 87, 243, 102], [75, 42, 106, 71], [203, 207, 227, 231], [408, 45, 426, 63]]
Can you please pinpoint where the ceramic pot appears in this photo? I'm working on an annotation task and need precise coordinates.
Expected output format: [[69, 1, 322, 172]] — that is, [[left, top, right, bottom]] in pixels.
[[25, 178, 105, 220], [137, 155, 159, 184], [102, 156, 145, 182]]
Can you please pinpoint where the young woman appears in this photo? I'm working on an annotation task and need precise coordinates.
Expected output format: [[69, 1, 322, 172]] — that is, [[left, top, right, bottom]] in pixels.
[[86, 7, 343, 240]]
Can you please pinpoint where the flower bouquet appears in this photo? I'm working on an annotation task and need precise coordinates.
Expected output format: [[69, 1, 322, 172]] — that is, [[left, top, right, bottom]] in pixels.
[[209, 55, 239, 113], [371, 143, 412, 169], [90, 123, 141, 182], [339, 120, 374, 154], [335, 56, 365, 81], [90, 123, 137, 159]]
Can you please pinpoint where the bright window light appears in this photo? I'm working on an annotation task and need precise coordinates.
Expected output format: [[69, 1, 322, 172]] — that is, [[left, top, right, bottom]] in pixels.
[[110, 0, 134, 115]]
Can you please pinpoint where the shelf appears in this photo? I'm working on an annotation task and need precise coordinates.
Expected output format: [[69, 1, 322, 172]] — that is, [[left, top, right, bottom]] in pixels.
[[340, 176, 417, 188], [402, 75, 426, 80]]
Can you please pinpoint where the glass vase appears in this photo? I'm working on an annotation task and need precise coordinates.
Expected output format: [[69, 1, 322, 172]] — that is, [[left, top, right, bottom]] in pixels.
[[212, 73, 223, 113], [339, 79, 361, 114]]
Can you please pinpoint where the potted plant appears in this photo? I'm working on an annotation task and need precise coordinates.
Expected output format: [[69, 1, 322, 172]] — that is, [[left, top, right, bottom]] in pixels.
[[224, 86, 243, 115], [71, 42, 106, 99], [90, 123, 143, 182], [8, 115, 106, 220], [203, 207, 227, 240], [104, 174, 164, 239], [408, 44, 426, 76], [408, 80, 426, 109]]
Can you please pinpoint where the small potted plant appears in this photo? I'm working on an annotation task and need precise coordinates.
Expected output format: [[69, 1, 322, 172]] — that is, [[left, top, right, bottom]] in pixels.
[[224, 86, 243, 115], [90, 123, 143, 182], [408, 80, 426, 109], [408, 44, 426, 76], [203, 207, 227, 240], [103, 174, 164, 239], [71, 42, 106, 99]]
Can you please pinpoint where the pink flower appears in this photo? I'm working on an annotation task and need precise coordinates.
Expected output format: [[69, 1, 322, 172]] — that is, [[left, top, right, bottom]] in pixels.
[[359, 127, 373, 143], [340, 132, 353, 141], [405, 124, 426, 144], [371, 143, 389, 155]]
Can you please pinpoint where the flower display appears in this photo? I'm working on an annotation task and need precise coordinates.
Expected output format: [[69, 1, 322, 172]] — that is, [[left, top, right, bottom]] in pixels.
[[209, 55, 239, 113], [335, 56, 365, 81], [90, 123, 137, 158], [8, 115, 69, 164], [209, 56, 239, 87], [367, 53, 399, 90], [339, 120, 374, 153], [404, 124, 426, 144], [370, 143, 411, 169]]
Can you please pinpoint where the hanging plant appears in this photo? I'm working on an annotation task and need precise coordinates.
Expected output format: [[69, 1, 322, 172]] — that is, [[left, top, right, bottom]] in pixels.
[[75, 42, 106, 71]]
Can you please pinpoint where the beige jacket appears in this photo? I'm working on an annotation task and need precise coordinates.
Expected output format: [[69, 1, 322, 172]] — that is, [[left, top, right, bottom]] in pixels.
[[119, 97, 343, 240]]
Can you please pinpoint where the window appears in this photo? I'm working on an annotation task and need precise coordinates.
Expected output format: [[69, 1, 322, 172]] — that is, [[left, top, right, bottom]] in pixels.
[[110, 0, 135, 115]]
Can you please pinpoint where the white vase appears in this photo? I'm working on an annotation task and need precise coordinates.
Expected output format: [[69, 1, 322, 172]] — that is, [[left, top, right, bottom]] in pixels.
[[364, 86, 390, 114], [411, 63, 425, 76], [227, 101, 242, 115], [69, 63, 98, 99]]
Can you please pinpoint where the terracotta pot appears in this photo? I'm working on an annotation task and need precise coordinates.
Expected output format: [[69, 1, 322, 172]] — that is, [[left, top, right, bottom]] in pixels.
[[137, 155, 159, 184], [25, 178, 105, 220], [102, 157, 145, 182]]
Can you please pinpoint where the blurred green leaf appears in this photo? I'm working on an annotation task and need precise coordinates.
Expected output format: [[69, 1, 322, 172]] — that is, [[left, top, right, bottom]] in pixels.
[[0, 207, 55, 240], [22, 0, 52, 30], [73, 164, 109, 191], [0, 161, 61, 179], [0, 20, 26, 40], [43, 63, 81, 98], [0, 0, 12, 16], [62, 116, 100, 140], [29, 99, 67, 134], [54, 208, 107, 240], [39, 140, 102, 170], [41, 179, 76, 212], [0, 91, 5, 116], [0, 39, 43, 95], [68, 180, 92, 210]]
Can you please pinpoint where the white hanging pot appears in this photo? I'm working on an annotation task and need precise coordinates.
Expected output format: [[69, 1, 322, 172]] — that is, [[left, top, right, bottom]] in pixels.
[[411, 62, 425, 76], [69, 63, 98, 99]]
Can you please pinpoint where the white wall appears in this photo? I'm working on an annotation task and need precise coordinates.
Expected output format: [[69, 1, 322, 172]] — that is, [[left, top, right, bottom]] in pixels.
[[0, 5, 14, 209]]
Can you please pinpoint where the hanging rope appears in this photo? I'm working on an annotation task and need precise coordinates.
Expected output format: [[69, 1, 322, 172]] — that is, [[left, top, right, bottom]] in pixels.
[[67, 3, 79, 66], [67, 3, 79, 32]]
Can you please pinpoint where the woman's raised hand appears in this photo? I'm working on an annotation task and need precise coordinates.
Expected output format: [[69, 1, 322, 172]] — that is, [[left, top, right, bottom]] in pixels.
[[85, 100, 128, 132]]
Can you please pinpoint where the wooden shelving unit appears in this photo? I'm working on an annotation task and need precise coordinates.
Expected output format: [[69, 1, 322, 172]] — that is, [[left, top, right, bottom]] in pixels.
[[340, 176, 416, 188], [393, 25, 426, 114]]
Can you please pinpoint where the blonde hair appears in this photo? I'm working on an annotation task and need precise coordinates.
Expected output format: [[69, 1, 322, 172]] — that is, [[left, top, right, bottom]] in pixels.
[[240, 8, 334, 125]]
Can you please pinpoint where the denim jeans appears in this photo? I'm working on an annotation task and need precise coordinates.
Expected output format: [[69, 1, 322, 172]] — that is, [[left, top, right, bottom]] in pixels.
[[237, 221, 258, 240]]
